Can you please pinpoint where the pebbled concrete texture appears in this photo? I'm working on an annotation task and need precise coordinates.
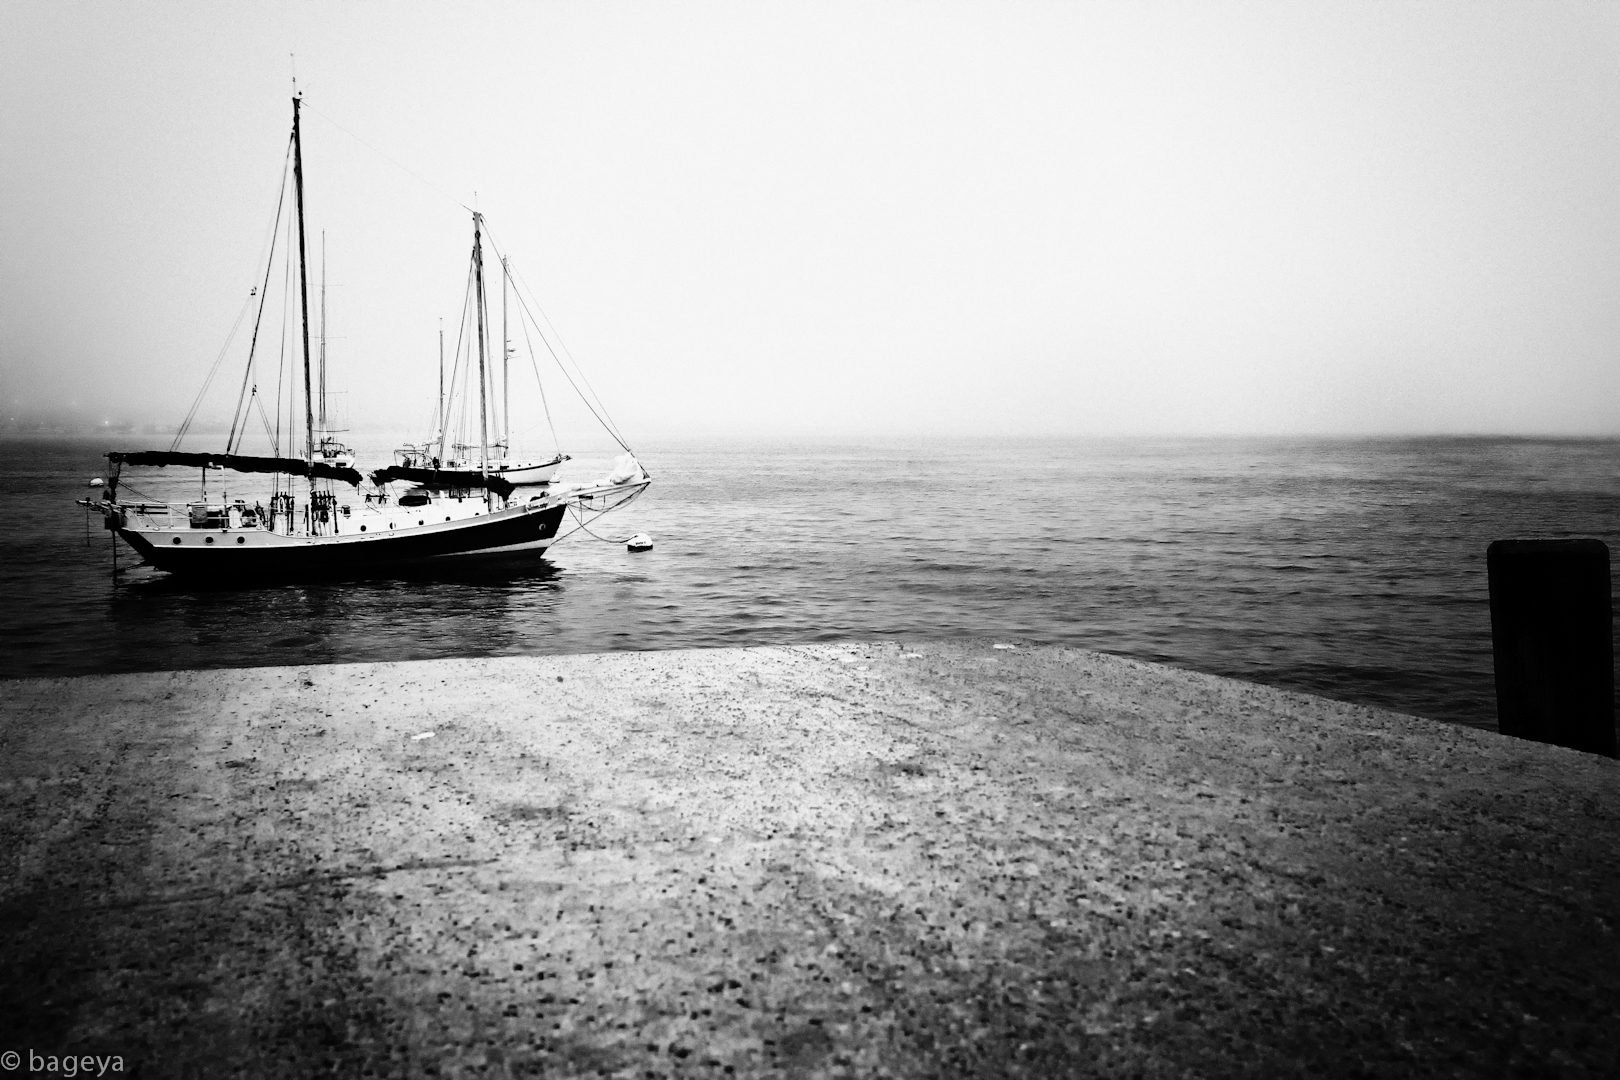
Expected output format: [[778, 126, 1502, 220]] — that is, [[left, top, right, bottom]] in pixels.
[[2, 641, 1618, 1078]]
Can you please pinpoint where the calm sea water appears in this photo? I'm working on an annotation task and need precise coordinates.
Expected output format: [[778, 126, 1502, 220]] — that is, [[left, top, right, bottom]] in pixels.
[[2, 433, 1616, 731]]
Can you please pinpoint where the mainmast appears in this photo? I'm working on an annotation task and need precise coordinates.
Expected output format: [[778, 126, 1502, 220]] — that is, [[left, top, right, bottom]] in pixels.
[[472, 214, 491, 497], [291, 94, 315, 472]]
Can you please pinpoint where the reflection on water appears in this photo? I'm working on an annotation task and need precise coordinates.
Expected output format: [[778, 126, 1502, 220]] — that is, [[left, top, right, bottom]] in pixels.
[[107, 561, 564, 672]]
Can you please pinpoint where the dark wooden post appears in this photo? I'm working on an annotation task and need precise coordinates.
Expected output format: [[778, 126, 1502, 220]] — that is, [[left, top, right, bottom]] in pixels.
[[1487, 539, 1614, 757]]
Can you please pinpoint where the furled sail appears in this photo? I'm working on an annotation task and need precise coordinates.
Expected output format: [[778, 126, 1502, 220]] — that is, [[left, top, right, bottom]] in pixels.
[[368, 466, 516, 499], [106, 451, 363, 487]]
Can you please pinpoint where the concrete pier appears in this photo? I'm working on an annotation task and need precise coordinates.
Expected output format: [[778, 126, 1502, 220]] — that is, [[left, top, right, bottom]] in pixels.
[[3, 642, 1618, 1077]]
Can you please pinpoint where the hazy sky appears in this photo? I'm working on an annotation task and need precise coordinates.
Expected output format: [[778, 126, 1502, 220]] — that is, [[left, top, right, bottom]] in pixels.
[[3, 1, 1619, 443]]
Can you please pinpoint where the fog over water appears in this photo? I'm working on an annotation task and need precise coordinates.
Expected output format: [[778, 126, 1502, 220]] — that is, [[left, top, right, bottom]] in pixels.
[[4, 2, 1620, 440], [6, 7, 1618, 724]]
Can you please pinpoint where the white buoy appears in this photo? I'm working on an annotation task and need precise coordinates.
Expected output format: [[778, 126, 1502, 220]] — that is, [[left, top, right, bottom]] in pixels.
[[626, 533, 653, 552], [88, 477, 103, 487]]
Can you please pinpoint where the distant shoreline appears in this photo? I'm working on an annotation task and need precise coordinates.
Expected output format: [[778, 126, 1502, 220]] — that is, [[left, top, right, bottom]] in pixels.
[[7, 427, 1620, 443]]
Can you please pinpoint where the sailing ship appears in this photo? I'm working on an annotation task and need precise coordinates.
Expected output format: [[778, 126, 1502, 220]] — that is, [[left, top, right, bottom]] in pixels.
[[79, 93, 648, 580], [379, 257, 570, 493]]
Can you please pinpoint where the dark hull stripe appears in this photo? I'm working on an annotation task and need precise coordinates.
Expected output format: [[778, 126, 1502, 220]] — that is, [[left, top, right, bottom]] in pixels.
[[120, 503, 566, 578]]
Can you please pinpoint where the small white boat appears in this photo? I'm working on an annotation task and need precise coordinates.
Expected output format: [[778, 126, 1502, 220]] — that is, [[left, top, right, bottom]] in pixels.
[[483, 454, 570, 485], [317, 435, 355, 470]]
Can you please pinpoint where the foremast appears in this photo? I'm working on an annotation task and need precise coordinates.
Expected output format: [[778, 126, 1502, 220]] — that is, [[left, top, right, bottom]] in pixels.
[[292, 93, 315, 475], [472, 213, 492, 506], [319, 233, 327, 441], [502, 254, 511, 464]]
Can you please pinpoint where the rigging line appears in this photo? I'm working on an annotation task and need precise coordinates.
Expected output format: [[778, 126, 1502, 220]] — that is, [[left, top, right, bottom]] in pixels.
[[227, 285, 268, 455], [230, 137, 296, 454], [457, 292, 476, 454], [245, 135, 297, 315], [253, 388, 277, 446], [274, 198, 295, 460], [284, 190, 300, 463], [433, 255, 475, 448], [517, 287, 632, 454], [298, 99, 472, 215], [418, 380, 439, 447], [547, 509, 618, 548], [545, 484, 650, 546], [111, 479, 165, 505], [507, 419, 557, 443], [440, 255, 476, 458], [169, 290, 257, 451], [565, 493, 647, 544], [488, 236, 562, 452], [490, 245, 631, 454], [483, 226, 629, 447], [514, 308, 559, 453]]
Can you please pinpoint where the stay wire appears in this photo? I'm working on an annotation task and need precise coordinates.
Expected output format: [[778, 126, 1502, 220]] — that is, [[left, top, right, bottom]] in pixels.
[[434, 253, 475, 452], [447, 256, 476, 456], [170, 290, 257, 451], [253, 389, 276, 445], [512, 272, 632, 456], [229, 136, 295, 453], [480, 225, 618, 435], [479, 225, 634, 457], [299, 99, 472, 216], [113, 480, 159, 504], [274, 202, 295, 460], [516, 299, 558, 454]]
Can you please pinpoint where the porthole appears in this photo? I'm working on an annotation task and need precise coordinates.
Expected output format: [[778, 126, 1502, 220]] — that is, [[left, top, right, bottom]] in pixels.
[[445, 517, 450, 522], [171, 537, 181, 545], [418, 520, 424, 526], [360, 525, 367, 532], [205, 536, 214, 545], [236, 536, 245, 545], [388, 522, 394, 529]]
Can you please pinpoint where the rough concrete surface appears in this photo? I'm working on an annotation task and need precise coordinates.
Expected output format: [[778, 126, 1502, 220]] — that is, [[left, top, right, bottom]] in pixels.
[[2, 642, 1618, 1078]]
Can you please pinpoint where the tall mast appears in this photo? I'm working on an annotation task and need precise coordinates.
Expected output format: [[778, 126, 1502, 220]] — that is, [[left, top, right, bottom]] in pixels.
[[437, 319, 446, 463], [473, 213, 490, 494], [318, 232, 327, 439], [292, 93, 315, 471], [502, 255, 510, 458]]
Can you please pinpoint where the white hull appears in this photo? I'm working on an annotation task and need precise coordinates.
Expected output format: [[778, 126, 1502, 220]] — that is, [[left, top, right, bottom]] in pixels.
[[390, 453, 571, 489], [490, 458, 567, 485], [448, 454, 568, 486]]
